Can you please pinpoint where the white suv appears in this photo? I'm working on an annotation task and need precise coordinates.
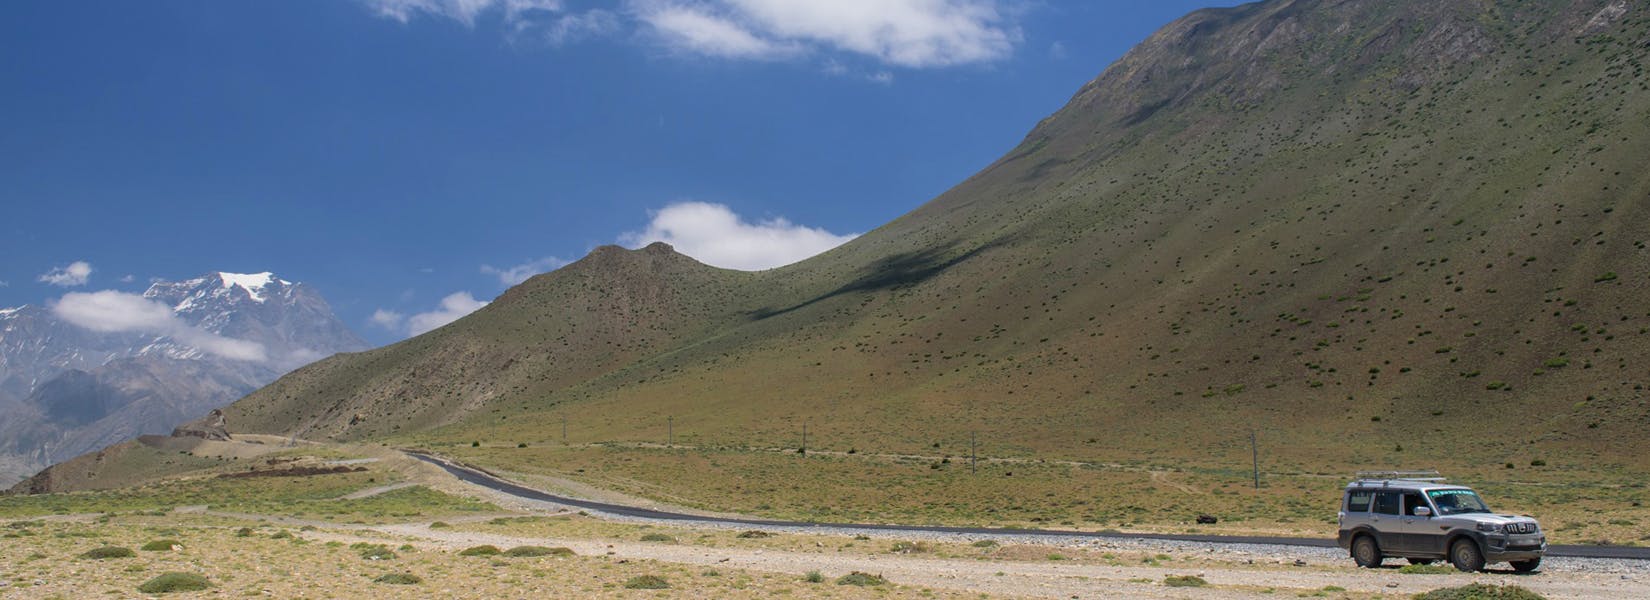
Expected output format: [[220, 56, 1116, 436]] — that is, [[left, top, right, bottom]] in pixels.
[[1336, 472, 1545, 572]]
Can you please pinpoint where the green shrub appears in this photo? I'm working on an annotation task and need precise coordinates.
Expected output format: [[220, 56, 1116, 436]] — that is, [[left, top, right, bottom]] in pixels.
[[971, 539, 999, 548], [503, 545, 574, 557], [1399, 563, 1456, 574], [836, 572, 888, 586], [428, 521, 450, 529], [271, 530, 293, 539], [79, 546, 135, 559], [234, 527, 254, 537], [1164, 575, 1207, 587], [137, 572, 212, 593], [640, 533, 675, 543], [140, 539, 181, 552], [1413, 584, 1547, 600], [804, 571, 824, 583], [373, 573, 422, 585], [458, 545, 501, 556], [354, 543, 396, 560], [623, 575, 670, 589], [736, 530, 772, 539]]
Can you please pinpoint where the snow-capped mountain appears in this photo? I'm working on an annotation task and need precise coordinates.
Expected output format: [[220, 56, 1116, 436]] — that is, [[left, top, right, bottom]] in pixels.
[[0, 272, 367, 485]]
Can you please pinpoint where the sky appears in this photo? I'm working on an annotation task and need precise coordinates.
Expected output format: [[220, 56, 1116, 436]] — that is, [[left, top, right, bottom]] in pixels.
[[1, 0, 1246, 346]]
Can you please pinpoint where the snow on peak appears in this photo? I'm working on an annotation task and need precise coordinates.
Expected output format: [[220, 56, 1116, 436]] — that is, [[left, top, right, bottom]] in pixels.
[[216, 272, 288, 303], [0, 305, 24, 316]]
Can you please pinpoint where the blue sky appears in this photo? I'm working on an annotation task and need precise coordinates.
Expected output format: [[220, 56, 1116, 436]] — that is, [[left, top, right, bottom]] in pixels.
[[1, 0, 1244, 346]]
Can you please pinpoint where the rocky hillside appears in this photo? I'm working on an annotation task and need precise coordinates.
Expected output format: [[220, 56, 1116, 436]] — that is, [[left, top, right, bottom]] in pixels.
[[0, 273, 366, 484], [208, 0, 1650, 481]]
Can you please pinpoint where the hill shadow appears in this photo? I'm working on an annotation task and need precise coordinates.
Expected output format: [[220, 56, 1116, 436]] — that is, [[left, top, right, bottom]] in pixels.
[[749, 238, 1006, 320]]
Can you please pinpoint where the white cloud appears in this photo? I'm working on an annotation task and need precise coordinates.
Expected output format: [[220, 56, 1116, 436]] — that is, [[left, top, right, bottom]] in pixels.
[[546, 9, 622, 44], [1049, 40, 1067, 59], [368, 309, 406, 331], [481, 256, 571, 286], [360, 0, 562, 26], [407, 292, 489, 335], [639, 4, 797, 59], [51, 290, 267, 362], [118, 274, 136, 283], [619, 201, 856, 271], [372, 293, 489, 338], [38, 261, 93, 287], [360, 0, 1021, 70], [636, 0, 1019, 67]]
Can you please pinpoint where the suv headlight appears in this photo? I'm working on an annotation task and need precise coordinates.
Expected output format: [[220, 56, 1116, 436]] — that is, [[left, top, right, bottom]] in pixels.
[[1476, 522, 1502, 533]]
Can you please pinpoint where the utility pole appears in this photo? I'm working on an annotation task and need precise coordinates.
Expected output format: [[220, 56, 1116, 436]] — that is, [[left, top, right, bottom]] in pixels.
[[1251, 430, 1260, 489]]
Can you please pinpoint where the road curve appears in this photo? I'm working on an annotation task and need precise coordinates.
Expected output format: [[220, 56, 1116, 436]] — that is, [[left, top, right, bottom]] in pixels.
[[407, 451, 1650, 561]]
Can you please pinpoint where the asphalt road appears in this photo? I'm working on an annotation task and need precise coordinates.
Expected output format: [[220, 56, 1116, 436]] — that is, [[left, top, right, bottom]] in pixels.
[[407, 451, 1650, 561]]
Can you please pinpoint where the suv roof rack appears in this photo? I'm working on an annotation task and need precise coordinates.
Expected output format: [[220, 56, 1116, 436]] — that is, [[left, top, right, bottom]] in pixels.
[[1351, 470, 1447, 484]]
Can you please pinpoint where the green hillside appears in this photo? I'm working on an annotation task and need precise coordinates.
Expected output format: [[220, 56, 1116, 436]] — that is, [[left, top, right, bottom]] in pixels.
[[75, 0, 1650, 539]]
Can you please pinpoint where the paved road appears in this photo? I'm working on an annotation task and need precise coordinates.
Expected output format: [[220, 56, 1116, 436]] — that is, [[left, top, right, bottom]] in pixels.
[[407, 451, 1650, 561]]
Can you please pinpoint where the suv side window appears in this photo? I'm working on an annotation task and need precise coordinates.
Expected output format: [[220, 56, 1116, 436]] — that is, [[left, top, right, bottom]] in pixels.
[[1373, 491, 1401, 515], [1403, 492, 1429, 516], [1346, 489, 1373, 512]]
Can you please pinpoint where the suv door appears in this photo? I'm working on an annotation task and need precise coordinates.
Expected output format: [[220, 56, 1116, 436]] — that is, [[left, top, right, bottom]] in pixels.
[[1397, 491, 1439, 555], [1372, 491, 1403, 551]]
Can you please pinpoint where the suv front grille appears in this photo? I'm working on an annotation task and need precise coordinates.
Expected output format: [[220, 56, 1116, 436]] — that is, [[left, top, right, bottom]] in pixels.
[[1505, 522, 1538, 535]]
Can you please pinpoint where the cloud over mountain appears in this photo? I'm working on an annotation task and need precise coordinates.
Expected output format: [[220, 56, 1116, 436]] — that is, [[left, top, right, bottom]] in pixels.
[[619, 201, 856, 271], [51, 291, 267, 362]]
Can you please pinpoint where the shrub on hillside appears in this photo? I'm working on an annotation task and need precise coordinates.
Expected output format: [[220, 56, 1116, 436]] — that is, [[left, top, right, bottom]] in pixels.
[[836, 572, 888, 586], [137, 572, 212, 594], [140, 539, 181, 552], [736, 530, 772, 539], [1164, 575, 1207, 587], [503, 545, 574, 557], [639, 533, 675, 542], [373, 573, 422, 585], [354, 543, 396, 560], [458, 545, 501, 556], [79, 546, 135, 559], [1413, 584, 1547, 600]]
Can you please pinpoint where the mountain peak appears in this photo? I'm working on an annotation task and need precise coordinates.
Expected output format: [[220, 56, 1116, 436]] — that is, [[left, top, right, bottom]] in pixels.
[[215, 272, 290, 303]]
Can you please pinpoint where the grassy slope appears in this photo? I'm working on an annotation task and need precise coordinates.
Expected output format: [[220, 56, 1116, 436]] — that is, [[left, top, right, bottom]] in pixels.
[[197, 0, 1650, 539]]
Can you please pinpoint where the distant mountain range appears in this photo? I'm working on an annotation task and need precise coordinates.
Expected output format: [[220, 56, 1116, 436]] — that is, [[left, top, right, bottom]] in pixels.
[[0, 272, 365, 484]]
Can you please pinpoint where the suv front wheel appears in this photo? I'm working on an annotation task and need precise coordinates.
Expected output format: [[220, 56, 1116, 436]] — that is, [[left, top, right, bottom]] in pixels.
[[1352, 535, 1383, 568], [1449, 538, 1485, 572]]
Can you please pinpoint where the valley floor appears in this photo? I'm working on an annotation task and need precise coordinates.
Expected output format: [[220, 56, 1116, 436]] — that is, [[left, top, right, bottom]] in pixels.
[[3, 445, 1647, 600]]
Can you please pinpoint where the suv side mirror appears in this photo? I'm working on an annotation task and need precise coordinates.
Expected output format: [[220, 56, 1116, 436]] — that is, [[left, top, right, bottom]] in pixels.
[[1414, 506, 1432, 517]]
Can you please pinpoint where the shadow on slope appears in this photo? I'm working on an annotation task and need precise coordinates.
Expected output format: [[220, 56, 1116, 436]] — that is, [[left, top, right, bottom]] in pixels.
[[750, 237, 1010, 320]]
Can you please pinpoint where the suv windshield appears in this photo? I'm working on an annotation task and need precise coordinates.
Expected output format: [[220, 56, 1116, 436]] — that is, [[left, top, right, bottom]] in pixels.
[[1427, 489, 1492, 515]]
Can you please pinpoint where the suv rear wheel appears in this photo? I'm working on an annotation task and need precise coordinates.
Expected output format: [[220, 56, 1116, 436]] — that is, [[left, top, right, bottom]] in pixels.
[[1449, 538, 1485, 572], [1511, 558, 1541, 573], [1352, 535, 1383, 568]]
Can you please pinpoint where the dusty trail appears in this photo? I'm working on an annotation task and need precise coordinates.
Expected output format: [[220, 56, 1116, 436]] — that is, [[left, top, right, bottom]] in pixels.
[[300, 519, 1650, 600]]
